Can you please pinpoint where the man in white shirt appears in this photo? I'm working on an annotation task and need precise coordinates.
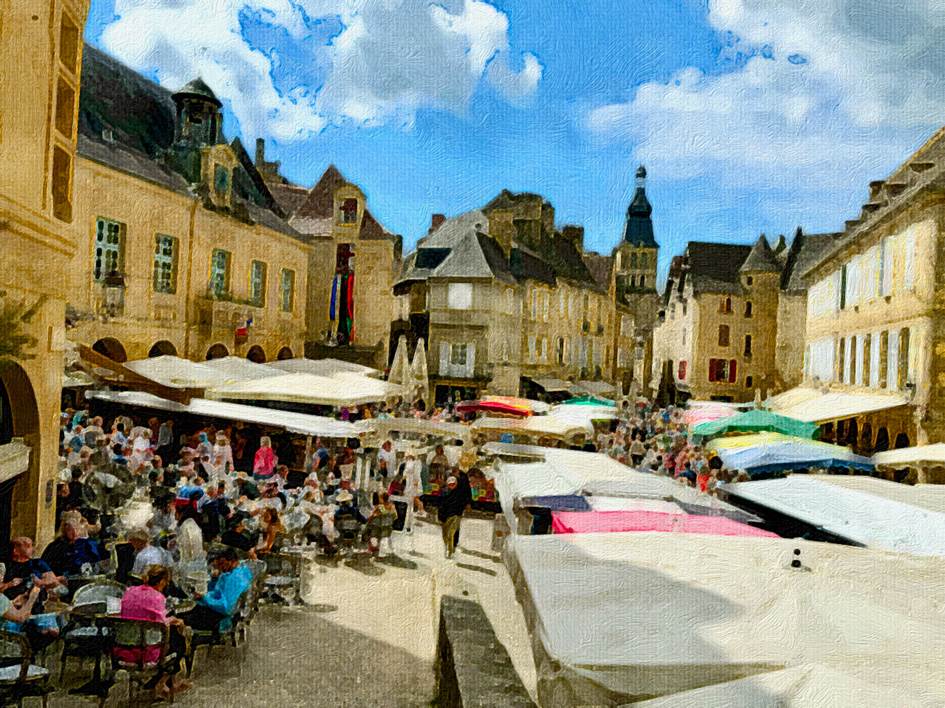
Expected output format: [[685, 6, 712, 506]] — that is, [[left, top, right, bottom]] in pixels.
[[378, 440, 397, 479], [128, 528, 170, 576]]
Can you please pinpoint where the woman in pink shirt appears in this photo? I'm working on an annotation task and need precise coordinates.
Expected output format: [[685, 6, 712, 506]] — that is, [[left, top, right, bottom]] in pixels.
[[253, 436, 278, 481], [114, 565, 191, 699]]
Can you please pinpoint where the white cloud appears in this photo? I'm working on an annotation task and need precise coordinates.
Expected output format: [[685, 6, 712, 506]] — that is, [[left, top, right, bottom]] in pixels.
[[99, 0, 541, 142], [586, 0, 945, 215]]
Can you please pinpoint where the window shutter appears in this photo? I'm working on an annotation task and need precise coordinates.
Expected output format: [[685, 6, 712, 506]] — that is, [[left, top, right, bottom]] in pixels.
[[729, 359, 737, 383], [466, 343, 476, 378], [439, 342, 449, 376]]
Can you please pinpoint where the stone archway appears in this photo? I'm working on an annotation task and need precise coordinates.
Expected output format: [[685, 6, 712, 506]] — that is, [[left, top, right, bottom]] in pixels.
[[874, 427, 890, 453], [277, 346, 293, 361], [894, 432, 911, 449], [0, 363, 41, 550], [205, 343, 229, 360], [148, 340, 178, 358], [246, 345, 266, 364], [92, 337, 127, 363]]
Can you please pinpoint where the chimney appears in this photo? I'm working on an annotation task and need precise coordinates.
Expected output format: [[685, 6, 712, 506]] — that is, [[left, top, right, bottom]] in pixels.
[[429, 214, 446, 233], [255, 138, 266, 166], [868, 180, 885, 200], [561, 225, 585, 252]]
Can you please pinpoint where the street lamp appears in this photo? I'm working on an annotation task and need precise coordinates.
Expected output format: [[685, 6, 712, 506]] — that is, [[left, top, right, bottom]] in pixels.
[[102, 270, 126, 317]]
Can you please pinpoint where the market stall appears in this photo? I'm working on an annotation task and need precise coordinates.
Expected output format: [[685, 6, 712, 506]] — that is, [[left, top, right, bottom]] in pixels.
[[549, 509, 777, 537], [692, 409, 818, 440], [708, 432, 873, 475]]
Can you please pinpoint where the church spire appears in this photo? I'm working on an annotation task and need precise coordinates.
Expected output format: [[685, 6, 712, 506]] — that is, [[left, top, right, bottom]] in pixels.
[[623, 165, 656, 247]]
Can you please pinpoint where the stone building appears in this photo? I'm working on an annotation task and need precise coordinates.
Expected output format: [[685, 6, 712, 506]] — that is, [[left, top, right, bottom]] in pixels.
[[0, 0, 91, 546], [261, 154, 403, 370], [785, 126, 945, 454], [395, 194, 615, 404], [65, 47, 310, 364], [652, 230, 830, 404]]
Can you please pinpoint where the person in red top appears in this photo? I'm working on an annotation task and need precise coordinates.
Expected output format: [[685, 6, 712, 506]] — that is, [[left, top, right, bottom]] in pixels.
[[114, 566, 191, 699], [252, 436, 277, 481]]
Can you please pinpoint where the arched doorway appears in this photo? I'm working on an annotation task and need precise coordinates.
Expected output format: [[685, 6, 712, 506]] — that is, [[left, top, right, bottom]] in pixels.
[[845, 419, 858, 447], [860, 423, 873, 454], [148, 340, 177, 358], [277, 346, 293, 361], [0, 364, 41, 551], [246, 345, 266, 364], [205, 343, 229, 361], [92, 337, 127, 363], [894, 432, 911, 449], [874, 427, 890, 453]]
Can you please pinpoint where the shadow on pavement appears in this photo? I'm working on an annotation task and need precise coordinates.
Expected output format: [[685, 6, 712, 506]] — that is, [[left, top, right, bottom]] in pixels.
[[455, 562, 497, 576], [376, 554, 419, 570]]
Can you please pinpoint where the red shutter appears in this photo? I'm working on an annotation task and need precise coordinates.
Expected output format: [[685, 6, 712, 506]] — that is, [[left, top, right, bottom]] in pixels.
[[728, 359, 737, 383], [678, 361, 687, 380], [707, 359, 715, 382]]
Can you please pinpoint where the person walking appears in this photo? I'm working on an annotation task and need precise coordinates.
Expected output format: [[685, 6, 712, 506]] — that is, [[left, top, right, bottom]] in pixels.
[[437, 476, 466, 560], [401, 452, 424, 533]]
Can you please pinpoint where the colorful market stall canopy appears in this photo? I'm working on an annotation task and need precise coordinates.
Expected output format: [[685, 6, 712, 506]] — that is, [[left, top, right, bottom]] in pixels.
[[720, 475, 945, 556], [85, 390, 357, 439], [766, 386, 908, 423], [206, 371, 401, 407], [872, 443, 945, 470], [550, 510, 777, 537], [708, 432, 873, 473], [681, 401, 745, 426], [508, 532, 945, 705], [560, 396, 616, 407], [692, 409, 818, 439]]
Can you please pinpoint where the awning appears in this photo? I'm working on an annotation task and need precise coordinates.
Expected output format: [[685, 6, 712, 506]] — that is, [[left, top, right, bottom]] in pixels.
[[86, 390, 357, 439], [207, 371, 400, 407], [805, 475, 945, 514], [766, 387, 908, 423], [124, 355, 232, 389], [479, 442, 549, 461], [268, 357, 380, 378], [873, 444, 945, 470], [354, 417, 469, 442], [201, 356, 283, 381], [692, 409, 818, 439], [560, 396, 616, 407], [471, 415, 592, 440], [708, 432, 873, 474], [570, 380, 616, 396], [528, 377, 572, 392], [550, 510, 777, 537], [720, 475, 945, 556]]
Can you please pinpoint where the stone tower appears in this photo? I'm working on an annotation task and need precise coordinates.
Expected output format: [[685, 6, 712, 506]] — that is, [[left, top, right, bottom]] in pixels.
[[614, 166, 659, 298]]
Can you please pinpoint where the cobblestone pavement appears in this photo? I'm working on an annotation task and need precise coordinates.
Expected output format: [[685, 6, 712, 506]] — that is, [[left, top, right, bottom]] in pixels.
[[48, 512, 536, 707]]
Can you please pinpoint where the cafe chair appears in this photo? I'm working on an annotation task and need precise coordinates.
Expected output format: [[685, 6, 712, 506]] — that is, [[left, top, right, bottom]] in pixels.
[[183, 592, 249, 678], [0, 629, 53, 708], [59, 580, 126, 683], [101, 618, 178, 706]]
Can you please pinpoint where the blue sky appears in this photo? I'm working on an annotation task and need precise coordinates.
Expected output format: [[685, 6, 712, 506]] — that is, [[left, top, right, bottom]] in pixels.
[[85, 1, 943, 285]]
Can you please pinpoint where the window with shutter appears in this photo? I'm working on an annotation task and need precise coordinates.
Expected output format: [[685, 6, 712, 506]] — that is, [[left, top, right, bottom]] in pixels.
[[728, 359, 737, 383]]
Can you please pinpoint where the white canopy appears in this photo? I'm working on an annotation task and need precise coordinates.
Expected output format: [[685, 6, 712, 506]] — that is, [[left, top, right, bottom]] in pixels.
[[354, 417, 469, 442], [267, 357, 379, 378], [548, 404, 617, 425], [570, 380, 616, 396], [721, 475, 945, 556], [766, 386, 908, 423], [529, 377, 572, 392], [471, 415, 592, 441], [123, 356, 231, 389], [873, 443, 945, 469], [86, 390, 357, 439], [207, 371, 400, 407], [803, 475, 945, 514], [201, 356, 282, 381], [510, 532, 945, 705]]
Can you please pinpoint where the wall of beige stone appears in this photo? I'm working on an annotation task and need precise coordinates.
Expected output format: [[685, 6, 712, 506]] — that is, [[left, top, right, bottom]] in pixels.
[[775, 293, 807, 391]]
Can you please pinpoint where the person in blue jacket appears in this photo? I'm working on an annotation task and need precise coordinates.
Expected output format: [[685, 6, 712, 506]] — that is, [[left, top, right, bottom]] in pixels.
[[178, 547, 252, 632]]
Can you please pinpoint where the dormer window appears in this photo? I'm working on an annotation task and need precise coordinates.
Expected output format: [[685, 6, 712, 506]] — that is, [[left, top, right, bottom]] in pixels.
[[340, 198, 358, 224]]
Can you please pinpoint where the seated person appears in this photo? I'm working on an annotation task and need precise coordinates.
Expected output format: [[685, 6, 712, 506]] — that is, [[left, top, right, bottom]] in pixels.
[[333, 490, 366, 528], [149, 493, 178, 537], [40, 518, 107, 577], [254, 508, 284, 557], [114, 565, 191, 699], [177, 547, 252, 632], [2, 537, 65, 649], [220, 513, 257, 558], [129, 529, 172, 578]]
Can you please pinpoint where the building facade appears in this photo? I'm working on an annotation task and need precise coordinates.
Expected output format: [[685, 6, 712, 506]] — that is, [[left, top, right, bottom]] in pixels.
[[65, 48, 309, 365], [653, 231, 830, 404], [798, 127, 945, 453], [0, 0, 91, 546]]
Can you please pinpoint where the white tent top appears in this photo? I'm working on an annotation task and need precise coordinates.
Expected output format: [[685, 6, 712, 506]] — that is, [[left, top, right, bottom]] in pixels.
[[510, 531, 945, 703], [207, 371, 400, 407], [267, 357, 379, 377], [766, 386, 908, 423], [471, 415, 592, 440], [123, 356, 231, 389], [354, 417, 469, 442], [720, 476, 945, 556], [806, 474, 945, 514], [86, 390, 357, 439], [548, 404, 617, 424], [873, 443, 945, 469], [529, 377, 572, 392], [630, 663, 938, 708], [479, 442, 552, 460], [201, 356, 283, 381], [571, 380, 616, 396]]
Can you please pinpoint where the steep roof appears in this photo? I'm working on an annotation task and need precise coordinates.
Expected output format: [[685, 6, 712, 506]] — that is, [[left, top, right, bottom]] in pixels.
[[77, 46, 300, 240], [623, 166, 657, 247], [173, 77, 221, 107], [582, 253, 614, 289], [781, 231, 844, 293], [267, 183, 310, 216], [293, 165, 347, 220], [687, 242, 752, 295], [360, 209, 389, 240], [740, 234, 782, 273]]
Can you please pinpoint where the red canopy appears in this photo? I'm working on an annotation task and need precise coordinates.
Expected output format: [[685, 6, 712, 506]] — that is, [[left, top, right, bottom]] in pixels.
[[550, 510, 777, 538], [455, 399, 532, 417]]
